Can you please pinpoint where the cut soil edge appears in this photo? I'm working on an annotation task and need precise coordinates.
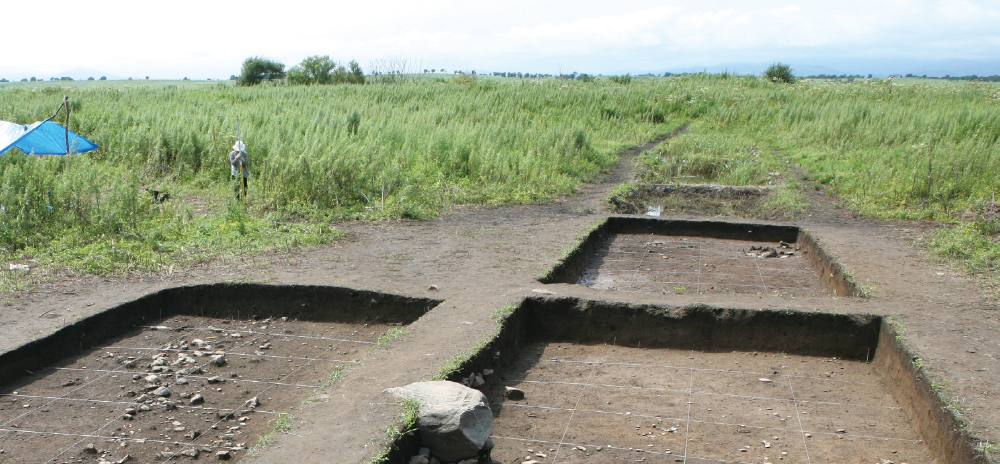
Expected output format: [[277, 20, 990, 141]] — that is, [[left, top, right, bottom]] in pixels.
[[538, 216, 863, 298], [0, 283, 442, 387], [381, 297, 991, 464]]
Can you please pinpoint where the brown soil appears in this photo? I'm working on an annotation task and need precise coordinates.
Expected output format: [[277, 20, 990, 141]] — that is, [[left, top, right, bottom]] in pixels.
[[579, 235, 826, 297], [489, 342, 934, 464], [0, 315, 388, 463], [0, 129, 997, 463]]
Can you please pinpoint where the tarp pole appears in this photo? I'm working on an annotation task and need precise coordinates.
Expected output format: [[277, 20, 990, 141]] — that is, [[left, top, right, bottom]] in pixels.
[[64, 96, 70, 155]]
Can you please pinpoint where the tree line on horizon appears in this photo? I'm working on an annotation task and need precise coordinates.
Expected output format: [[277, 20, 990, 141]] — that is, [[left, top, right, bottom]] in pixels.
[[237, 56, 365, 86]]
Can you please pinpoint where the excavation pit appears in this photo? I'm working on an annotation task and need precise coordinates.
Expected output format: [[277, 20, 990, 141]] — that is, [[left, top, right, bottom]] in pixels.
[[424, 298, 973, 464], [541, 217, 861, 298], [0, 284, 440, 464], [490, 343, 931, 464]]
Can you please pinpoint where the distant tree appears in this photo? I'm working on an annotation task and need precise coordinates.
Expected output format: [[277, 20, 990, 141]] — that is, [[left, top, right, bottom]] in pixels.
[[0, 78, 7, 83], [20, 78, 27, 82], [145, 76, 150, 80], [183, 77, 190, 81], [87, 77, 95, 81], [764, 63, 796, 83], [609, 73, 631, 85], [99, 76, 106, 81], [347, 60, 365, 84], [230, 75, 237, 80], [59, 76, 73, 81], [30, 77, 36, 82], [288, 55, 336, 85], [431, 69, 436, 73], [237, 56, 285, 86]]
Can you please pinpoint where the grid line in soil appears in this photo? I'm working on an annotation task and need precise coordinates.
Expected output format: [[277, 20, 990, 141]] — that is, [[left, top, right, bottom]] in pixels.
[[0, 315, 382, 464], [788, 375, 813, 464], [490, 343, 935, 464]]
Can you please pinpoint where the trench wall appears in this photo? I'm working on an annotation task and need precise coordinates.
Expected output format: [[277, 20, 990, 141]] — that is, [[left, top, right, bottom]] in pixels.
[[436, 297, 989, 464], [540, 216, 863, 297], [0, 283, 441, 387]]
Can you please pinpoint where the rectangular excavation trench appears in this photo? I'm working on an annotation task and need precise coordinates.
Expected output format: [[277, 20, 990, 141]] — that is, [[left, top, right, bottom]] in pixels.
[[539, 217, 861, 298], [391, 298, 986, 464], [0, 284, 440, 464]]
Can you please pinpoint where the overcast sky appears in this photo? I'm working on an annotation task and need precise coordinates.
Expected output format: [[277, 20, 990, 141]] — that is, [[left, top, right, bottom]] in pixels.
[[3, 0, 1000, 80]]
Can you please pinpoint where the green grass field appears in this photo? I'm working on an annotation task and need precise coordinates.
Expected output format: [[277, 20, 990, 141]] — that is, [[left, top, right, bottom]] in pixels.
[[1, 75, 999, 289]]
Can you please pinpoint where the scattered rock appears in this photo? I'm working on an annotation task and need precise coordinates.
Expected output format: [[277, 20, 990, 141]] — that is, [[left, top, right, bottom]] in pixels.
[[245, 397, 261, 408], [138, 404, 151, 412], [505, 387, 525, 400], [531, 288, 555, 295], [209, 354, 227, 367], [482, 369, 493, 376], [759, 378, 772, 383], [207, 376, 224, 384], [152, 386, 171, 397], [408, 456, 429, 464], [472, 374, 485, 388], [174, 377, 189, 385], [190, 394, 205, 405], [180, 449, 199, 458], [134, 394, 150, 403], [216, 450, 231, 460], [428, 285, 439, 291], [164, 401, 177, 410], [83, 443, 97, 454], [384, 381, 494, 462], [144, 374, 162, 384]]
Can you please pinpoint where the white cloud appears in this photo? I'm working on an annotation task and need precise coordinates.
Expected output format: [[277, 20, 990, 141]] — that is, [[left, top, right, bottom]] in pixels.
[[2, 0, 1000, 79]]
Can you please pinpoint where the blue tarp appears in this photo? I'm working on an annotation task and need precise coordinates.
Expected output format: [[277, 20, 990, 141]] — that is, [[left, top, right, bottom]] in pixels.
[[0, 120, 99, 155]]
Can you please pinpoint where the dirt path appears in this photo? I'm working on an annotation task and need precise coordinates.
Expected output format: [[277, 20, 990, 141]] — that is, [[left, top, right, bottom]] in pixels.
[[1, 130, 999, 463]]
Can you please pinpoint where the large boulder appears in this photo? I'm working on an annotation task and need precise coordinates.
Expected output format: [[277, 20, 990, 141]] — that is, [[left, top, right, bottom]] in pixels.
[[385, 381, 493, 462]]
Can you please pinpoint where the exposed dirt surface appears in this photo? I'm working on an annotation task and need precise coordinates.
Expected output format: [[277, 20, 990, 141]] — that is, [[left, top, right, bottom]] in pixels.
[[579, 235, 826, 297], [488, 342, 934, 464], [0, 315, 387, 464], [0, 128, 998, 463]]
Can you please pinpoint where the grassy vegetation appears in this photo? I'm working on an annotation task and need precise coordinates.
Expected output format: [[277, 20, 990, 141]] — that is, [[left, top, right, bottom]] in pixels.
[[2, 74, 1000, 288], [432, 303, 515, 381], [620, 74, 1000, 287], [367, 398, 420, 464], [247, 411, 293, 458], [0, 78, 678, 281]]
